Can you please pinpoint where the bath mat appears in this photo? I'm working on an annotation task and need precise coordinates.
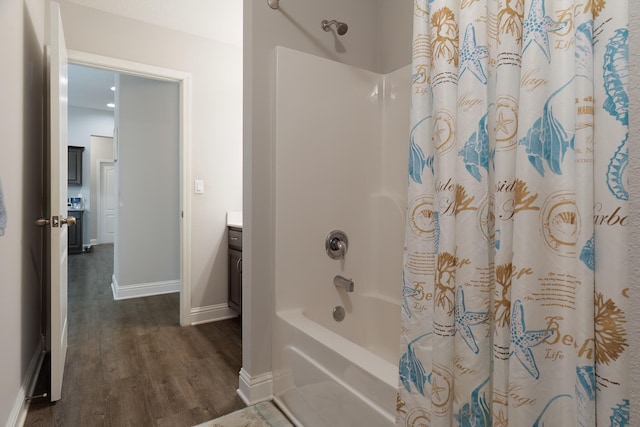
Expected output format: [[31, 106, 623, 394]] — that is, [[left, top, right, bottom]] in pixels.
[[193, 401, 293, 427]]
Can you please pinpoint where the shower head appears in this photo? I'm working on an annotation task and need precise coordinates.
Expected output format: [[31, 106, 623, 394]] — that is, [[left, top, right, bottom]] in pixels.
[[335, 22, 348, 35], [322, 19, 349, 36]]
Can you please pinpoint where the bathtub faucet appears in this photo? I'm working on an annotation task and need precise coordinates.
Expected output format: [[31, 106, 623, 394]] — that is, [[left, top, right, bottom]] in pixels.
[[334, 275, 354, 292]]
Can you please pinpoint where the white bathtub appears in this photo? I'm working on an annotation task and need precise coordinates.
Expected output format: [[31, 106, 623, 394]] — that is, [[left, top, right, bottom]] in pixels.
[[272, 294, 401, 427]]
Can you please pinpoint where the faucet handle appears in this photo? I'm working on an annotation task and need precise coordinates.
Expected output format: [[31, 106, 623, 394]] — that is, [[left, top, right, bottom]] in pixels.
[[326, 230, 348, 260], [329, 238, 344, 252]]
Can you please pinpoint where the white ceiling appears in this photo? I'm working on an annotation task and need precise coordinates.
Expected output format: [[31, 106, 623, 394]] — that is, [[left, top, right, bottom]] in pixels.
[[68, 64, 117, 111], [62, 0, 243, 47]]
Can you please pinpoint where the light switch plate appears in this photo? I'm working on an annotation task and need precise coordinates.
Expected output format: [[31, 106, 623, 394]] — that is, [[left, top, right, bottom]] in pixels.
[[194, 179, 204, 194]]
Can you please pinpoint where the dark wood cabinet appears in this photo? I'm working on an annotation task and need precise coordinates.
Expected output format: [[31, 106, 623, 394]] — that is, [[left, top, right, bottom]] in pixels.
[[68, 146, 85, 185], [228, 227, 242, 315], [68, 210, 83, 255]]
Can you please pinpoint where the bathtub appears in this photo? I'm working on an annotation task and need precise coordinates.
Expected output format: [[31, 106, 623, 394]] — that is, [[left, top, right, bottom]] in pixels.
[[272, 294, 401, 427]]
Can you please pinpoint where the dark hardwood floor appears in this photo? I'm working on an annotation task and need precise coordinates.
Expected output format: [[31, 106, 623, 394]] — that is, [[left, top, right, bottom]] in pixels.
[[25, 244, 245, 427]]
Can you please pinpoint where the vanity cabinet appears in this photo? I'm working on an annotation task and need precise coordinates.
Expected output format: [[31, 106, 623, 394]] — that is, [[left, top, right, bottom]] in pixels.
[[228, 227, 242, 315], [68, 146, 85, 185], [68, 210, 83, 255]]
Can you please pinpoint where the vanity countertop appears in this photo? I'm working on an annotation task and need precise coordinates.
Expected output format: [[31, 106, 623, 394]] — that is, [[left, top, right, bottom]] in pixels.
[[226, 211, 242, 228]]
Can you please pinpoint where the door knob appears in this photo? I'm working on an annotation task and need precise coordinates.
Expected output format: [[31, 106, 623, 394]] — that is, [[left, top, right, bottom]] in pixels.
[[61, 216, 76, 226], [36, 216, 76, 227], [35, 218, 50, 227]]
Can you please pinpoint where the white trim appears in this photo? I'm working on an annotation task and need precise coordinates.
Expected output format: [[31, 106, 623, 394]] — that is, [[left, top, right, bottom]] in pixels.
[[111, 274, 180, 300], [179, 70, 193, 327], [189, 304, 238, 325], [237, 368, 274, 406], [7, 338, 45, 427], [68, 50, 193, 326], [110, 273, 118, 299], [89, 238, 98, 246], [67, 50, 189, 82]]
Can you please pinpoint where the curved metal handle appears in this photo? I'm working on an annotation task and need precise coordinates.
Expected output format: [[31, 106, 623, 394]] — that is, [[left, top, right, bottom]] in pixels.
[[237, 257, 242, 273], [35, 218, 50, 227], [326, 230, 348, 260], [61, 216, 76, 226], [330, 238, 343, 251]]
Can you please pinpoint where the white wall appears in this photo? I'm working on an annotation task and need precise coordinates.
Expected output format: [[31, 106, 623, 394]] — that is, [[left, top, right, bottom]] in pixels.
[[68, 106, 114, 148], [68, 106, 114, 246], [0, 0, 46, 424], [274, 48, 382, 312], [377, 0, 414, 74], [58, 1, 243, 313], [273, 48, 410, 314], [242, 0, 413, 401], [114, 74, 180, 288], [61, 0, 242, 47]]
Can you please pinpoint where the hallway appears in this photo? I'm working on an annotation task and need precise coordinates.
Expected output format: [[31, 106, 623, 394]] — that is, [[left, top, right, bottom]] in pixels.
[[24, 244, 244, 426]]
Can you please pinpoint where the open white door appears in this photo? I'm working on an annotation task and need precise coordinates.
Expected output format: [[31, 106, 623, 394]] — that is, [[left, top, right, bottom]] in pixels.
[[99, 161, 116, 244], [48, 1, 70, 402]]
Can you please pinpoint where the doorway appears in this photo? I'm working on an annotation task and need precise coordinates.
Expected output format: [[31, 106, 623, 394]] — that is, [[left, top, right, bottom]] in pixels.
[[67, 51, 193, 326]]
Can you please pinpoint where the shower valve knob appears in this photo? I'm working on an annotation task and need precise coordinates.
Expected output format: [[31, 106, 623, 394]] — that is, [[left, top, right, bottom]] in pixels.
[[330, 238, 342, 251], [326, 230, 348, 260]]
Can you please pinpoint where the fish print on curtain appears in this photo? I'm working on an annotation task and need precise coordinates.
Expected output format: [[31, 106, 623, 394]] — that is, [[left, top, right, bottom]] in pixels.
[[398, 0, 629, 426]]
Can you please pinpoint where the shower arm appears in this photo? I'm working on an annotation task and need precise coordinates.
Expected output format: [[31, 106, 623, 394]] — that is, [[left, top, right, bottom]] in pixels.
[[322, 20, 338, 30], [267, 0, 280, 9]]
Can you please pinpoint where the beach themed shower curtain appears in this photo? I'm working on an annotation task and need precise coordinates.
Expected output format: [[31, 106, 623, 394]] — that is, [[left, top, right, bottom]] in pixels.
[[398, 0, 629, 425]]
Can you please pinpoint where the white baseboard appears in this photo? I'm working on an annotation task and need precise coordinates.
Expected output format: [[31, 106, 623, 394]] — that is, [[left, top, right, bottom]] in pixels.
[[89, 238, 98, 246], [111, 274, 180, 300], [7, 337, 45, 427], [237, 368, 273, 405], [189, 303, 237, 325]]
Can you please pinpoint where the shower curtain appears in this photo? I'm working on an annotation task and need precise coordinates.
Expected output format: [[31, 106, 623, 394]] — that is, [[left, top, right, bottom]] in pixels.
[[398, 0, 628, 426]]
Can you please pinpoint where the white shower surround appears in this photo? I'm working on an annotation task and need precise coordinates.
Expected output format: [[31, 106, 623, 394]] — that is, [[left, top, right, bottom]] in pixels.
[[272, 47, 410, 426]]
